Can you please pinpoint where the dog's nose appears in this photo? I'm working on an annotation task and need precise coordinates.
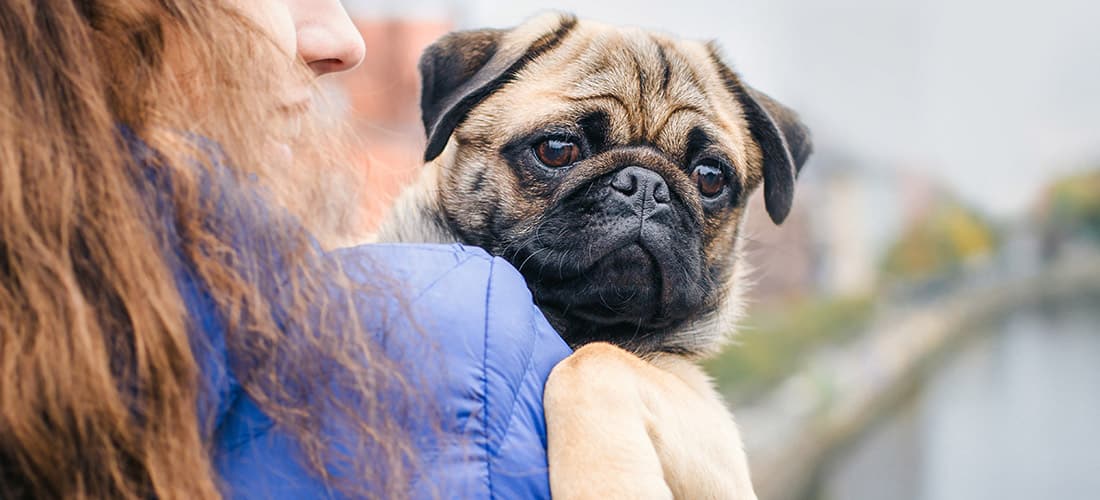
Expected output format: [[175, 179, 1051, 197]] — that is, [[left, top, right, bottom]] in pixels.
[[611, 166, 671, 205]]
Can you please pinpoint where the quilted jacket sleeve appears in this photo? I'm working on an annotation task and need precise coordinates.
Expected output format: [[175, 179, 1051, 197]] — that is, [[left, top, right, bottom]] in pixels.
[[479, 254, 573, 499], [207, 244, 572, 499], [348, 245, 573, 499]]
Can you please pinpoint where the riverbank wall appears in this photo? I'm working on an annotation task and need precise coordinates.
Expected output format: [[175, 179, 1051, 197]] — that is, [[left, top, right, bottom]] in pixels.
[[738, 255, 1100, 500]]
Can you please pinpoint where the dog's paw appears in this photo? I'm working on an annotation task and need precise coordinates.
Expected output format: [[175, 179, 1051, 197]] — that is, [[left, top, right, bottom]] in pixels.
[[546, 342, 646, 407]]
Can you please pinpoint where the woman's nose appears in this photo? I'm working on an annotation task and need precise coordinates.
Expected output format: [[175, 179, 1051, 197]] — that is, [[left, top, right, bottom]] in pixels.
[[296, 2, 366, 75]]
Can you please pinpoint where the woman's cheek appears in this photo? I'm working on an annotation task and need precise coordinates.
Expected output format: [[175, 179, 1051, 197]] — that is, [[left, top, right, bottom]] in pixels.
[[234, 0, 299, 57]]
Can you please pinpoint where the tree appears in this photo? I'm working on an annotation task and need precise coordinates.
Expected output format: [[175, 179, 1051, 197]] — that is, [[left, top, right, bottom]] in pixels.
[[881, 198, 998, 282]]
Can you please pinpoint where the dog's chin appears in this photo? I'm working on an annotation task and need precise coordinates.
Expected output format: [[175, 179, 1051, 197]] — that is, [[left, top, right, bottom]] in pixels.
[[527, 241, 708, 350], [536, 243, 661, 321]]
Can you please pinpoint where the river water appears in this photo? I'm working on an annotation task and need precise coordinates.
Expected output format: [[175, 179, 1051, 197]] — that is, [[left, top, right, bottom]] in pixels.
[[809, 296, 1100, 500]]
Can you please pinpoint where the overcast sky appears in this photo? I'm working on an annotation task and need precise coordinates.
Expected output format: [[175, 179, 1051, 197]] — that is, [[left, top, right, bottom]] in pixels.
[[347, 0, 1100, 216]]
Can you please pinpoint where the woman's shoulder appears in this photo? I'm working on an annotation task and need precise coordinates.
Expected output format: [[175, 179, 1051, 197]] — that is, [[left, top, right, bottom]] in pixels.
[[329, 243, 572, 498], [332, 242, 571, 411], [213, 243, 570, 498], [332, 242, 551, 343]]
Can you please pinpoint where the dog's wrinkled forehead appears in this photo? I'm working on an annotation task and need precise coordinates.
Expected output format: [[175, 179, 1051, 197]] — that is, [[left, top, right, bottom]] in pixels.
[[466, 22, 757, 177]]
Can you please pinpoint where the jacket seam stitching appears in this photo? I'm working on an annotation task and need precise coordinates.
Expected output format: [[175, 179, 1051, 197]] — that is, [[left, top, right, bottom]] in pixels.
[[491, 310, 539, 457], [482, 257, 495, 498], [411, 254, 475, 301], [490, 348, 540, 468]]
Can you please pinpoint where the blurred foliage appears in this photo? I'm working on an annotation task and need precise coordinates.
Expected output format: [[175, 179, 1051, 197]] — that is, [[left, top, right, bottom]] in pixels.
[[1039, 169, 1100, 241], [880, 200, 998, 282], [705, 295, 873, 403]]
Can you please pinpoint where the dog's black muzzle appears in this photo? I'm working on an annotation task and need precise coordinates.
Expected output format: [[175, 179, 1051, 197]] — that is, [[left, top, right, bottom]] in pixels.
[[514, 166, 710, 348]]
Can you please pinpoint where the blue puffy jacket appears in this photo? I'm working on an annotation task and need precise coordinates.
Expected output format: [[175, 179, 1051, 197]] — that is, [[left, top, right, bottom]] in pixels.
[[199, 244, 571, 499], [135, 134, 571, 498]]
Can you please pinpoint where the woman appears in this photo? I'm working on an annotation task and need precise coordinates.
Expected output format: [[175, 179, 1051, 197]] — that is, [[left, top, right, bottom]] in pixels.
[[0, 1, 569, 498]]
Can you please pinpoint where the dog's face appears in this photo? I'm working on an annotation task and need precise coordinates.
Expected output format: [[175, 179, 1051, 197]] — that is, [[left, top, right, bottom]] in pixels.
[[417, 14, 811, 355]]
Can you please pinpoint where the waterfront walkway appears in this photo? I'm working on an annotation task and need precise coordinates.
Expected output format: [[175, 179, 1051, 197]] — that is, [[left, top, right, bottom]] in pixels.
[[738, 253, 1100, 500]]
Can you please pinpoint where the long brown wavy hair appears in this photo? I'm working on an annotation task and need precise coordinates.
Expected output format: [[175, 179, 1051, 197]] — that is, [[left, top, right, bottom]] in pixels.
[[0, 1, 421, 498]]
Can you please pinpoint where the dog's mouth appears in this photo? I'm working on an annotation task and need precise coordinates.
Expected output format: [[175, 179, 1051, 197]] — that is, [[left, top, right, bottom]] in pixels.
[[535, 242, 662, 321], [520, 234, 709, 348]]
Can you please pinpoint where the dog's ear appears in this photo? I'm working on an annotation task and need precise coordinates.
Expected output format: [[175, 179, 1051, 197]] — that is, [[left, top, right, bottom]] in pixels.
[[419, 14, 578, 162], [706, 45, 812, 225], [418, 28, 504, 159], [738, 87, 813, 224]]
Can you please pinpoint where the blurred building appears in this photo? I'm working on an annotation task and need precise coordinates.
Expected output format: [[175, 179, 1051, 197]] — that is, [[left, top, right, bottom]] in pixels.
[[745, 152, 945, 302], [741, 192, 819, 301], [817, 164, 878, 296]]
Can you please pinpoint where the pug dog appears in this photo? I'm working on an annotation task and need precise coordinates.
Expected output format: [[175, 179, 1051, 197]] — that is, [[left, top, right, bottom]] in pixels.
[[377, 12, 811, 500]]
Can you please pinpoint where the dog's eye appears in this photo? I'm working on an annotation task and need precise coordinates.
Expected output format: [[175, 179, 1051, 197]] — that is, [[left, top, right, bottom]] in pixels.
[[691, 164, 727, 198], [534, 139, 582, 168]]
